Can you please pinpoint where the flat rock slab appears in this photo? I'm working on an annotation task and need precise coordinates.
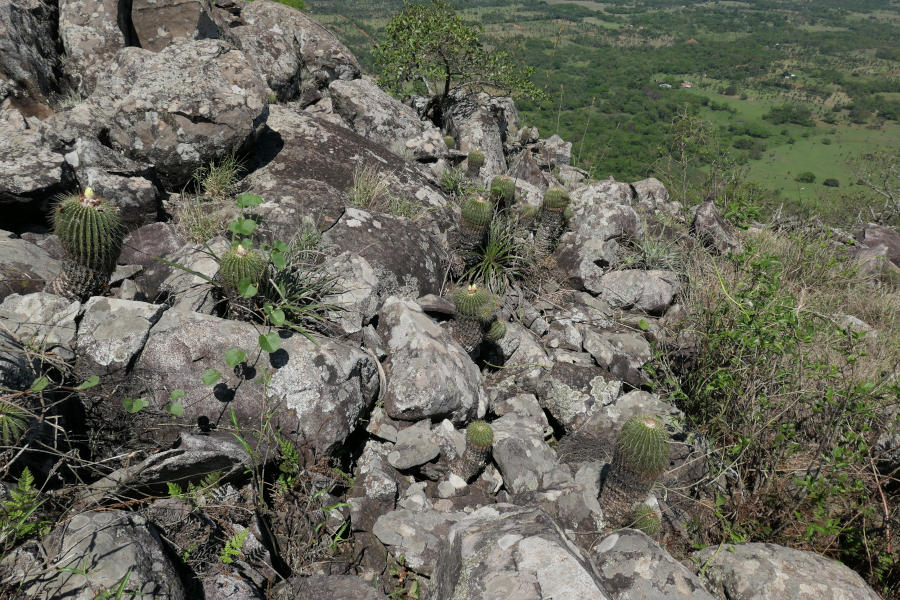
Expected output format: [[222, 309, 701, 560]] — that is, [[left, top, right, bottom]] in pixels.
[[272, 575, 386, 600], [372, 508, 467, 576], [432, 505, 611, 600], [0, 292, 79, 361], [594, 529, 714, 599], [597, 270, 681, 315], [387, 419, 440, 470], [132, 309, 379, 456], [692, 542, 881, 600], [76, 297, 166, 378], [0, 119, 74, 216]]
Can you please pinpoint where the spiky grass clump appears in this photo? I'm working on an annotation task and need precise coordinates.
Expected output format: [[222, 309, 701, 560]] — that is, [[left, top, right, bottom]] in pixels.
[[465, 213, 535, 294], [348, 163, 390, 209], [631, 504, 661, 536], [489, 176, 516, 207], [0, 401, 28, 447], [194, 155, 243, 203], [219, 244, 268, 293]]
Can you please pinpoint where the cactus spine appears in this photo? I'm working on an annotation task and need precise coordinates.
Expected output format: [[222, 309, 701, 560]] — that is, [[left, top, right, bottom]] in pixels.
[[631, 504, 661, 536], [489, 176, 515, 208], [486, 318, 507, 342], [219, 244, 268, 293], [51, 188, 124, 300], [534, 187, 570, 257], [450, 285, 493, 353], [600, 415, 669, 526], [454, 421, 494, 482]]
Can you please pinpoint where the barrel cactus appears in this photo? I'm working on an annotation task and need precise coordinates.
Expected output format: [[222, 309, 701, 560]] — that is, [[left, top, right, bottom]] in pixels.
[[450, 284, 493, 353], [444, 135, 456, 149], [486, 318, 507, 342], [50, 188, 125, 300], [454, 421, 494, 482], [455, 196, 493, 272], [466, 150, 485, 177], [534, 187, 570, 257], [600, 415, 669, 526], [219, 244, 268, 293], [489, 176, 516, 208], [631, 504, 661, 536]]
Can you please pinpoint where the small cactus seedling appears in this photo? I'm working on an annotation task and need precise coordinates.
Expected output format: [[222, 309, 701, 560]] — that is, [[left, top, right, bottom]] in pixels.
[[486, 318, 507, 342], [600, 415, 669, 527], [51, 187, 125, 300], [443, 135, 456, 149], [489, 176, 515, 208], [631, 504, 661, 536], [460, 196, 493, 233], [454, 421, 494, 482], [219, 243, 268, 294], [534, 187, 571, 257]]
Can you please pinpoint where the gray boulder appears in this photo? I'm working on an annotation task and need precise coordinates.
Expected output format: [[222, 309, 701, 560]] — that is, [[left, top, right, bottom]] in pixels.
[[75, 297, 166, 379], [432, 505, 611, 600], [537, 360, 623, 433], [539, 133, 572, 167], [91, 40, 268, 188], [348, 440, 400, 532], [6, 510, 185, 599], [227, 0, 359, 101], [132, 309, 379, 456], [0, 116, 75, 215], [447, 92, 508, 181], [330, 77, 443, 158], [58, 0, 127, 94], [855, 223, 900, 268], [0, 292, 79, 361], [0, 234, 60, 301], [373, 508, 467, 576], [379, 298, 486, 424], [243, 176, 345, 237], [0, 0, 60, 113], [572, 178, 635, 209], [491, 412, 561, 494], [594, 529, 714, 599], [272, 575, 386, 600], [630, 177, 669, 208], [582, 330, 651, 388], [692, 200, 742, 255], [131, 0, 221, 52], [387, 419, 441, 471], [692, 542, 881, 600], [597, 270, 681, 315]]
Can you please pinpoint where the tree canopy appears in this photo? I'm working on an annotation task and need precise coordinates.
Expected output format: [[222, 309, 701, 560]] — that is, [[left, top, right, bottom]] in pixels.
[[373, 0, 545, 124]]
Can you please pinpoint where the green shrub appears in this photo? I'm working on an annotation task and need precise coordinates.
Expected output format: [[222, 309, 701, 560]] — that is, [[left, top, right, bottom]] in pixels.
[[794, 171, 816, 183], [823, 178, 839, 187]]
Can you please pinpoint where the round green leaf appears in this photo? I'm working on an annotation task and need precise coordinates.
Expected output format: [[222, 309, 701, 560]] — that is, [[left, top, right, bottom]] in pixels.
[[122, 397, 149, 413], [169, 389, 186, 400], [202, 369, 222, 386], [225, 348, 247, 368], [30, 376, 50, 393], [165, 401, 184, 418], [75, 375, 100, 390], [236, 193, 264, 208], [258, 332, 282, 353]]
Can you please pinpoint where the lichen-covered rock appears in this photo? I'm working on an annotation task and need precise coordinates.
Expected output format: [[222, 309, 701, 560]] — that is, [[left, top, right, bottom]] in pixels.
[[594, 529, 715, 599], [582, 330, 652, 388], [248, 105, 450, 228], [387, 419, 441, 470], [242, 176, 345, 238], [537, 361, 623, 433], [132, 309, 379, 456], [348, 440, 400, 532], [58, 0, 127, 94], [855, 223, 900, 269], [0, 233, 60, 301], [379, 297, 486, 424], [227, 0, 360, 101], [432, 505, 611, 600], [272, 575, 386, 600], [571, 178, 635, 209], [75, 297, 166, 379], [692, 542, 881, 600], [491, 412, 561, 494], [538, 134, 572, 168], [131, 0, 221, 52], [0, 292, 79, 361], [447, 91, 508, 181], [330, 77, 443, 158], [4, 510, 186, 599], [373, 508, 467, 576], [631, 177, 669, 208], [0, 0, 60, 114], [91, 40, 269, 188]]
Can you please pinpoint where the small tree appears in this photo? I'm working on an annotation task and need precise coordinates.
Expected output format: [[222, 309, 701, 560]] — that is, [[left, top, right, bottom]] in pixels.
[[374, 0, 545, 126]]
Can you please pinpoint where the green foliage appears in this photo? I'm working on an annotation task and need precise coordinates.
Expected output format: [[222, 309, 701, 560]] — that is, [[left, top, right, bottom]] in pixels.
[[219, 527, 249, 564], [374, 0, 545, 124], [166, 471, 222, 507], [795, 171, 816, 183], [0, 400, 28, 446], [452, 284, 491, 318], [823, 178, 840, 187], [631, 504, 661, 536], [439, 167, 478, 198], [460, 196, 493, 231], [464, 212, 534, 294], [1, 468, 49, 547], [615, 415, 669, 480], [764, 104, 815, 127], [277, 435, 302, 489], [465, 421, 494, 450]]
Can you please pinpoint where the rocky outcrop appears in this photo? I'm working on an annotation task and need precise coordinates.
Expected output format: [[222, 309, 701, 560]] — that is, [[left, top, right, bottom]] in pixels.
[[0, 233, 60, 301], [692, 200, 742, 254], [0, 0, 60, 115]]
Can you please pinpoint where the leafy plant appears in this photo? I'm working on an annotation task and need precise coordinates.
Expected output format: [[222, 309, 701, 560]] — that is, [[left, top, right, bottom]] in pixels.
[[464, 212, 534, 294], [0, 467, 50, 548], [219, 527, 249, 564], [0, 400, 28, 446]]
